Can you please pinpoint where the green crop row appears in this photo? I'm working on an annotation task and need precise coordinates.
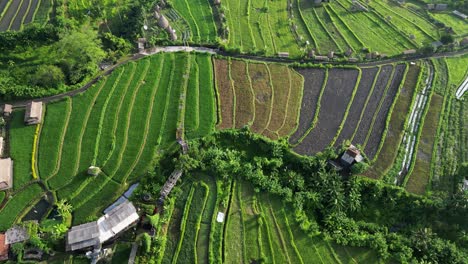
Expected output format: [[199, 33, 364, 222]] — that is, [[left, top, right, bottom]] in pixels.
[[176, 54, 192, 139], [194, 54, 216, 137], [98, 63, 137, 167], [112, 55, 164, 183], [363, 66, 397, 149], [40, 98, 72, 180], [0, 184, 42, 231], [313, 6, 345, 53], [371, 64, 410, 164], [330, 68, 363, 147], [326, 4, 364, 50], [9, 109, 37, 190], [292, 68, 329, 146], [92, 68, 125, 165], [185, 56, 200, 137], [47, 78, 107, 190], [208, 180, 226, 264], [172, 184, 195, 264]]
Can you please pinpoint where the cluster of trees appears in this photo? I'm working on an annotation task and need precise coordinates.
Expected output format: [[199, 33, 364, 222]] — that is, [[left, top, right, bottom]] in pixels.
[[153, 128, 468, 263]]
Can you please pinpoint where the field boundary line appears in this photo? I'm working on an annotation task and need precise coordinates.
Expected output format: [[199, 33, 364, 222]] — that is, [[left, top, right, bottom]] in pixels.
[[371, 64, 410, 164], [295, 0, 319, 52], [107, 59, 151, 176], [120, 55, 167, 183], [8, 0, 26, 30], [183, 0, 200, 42], [276, 68, 293, 136], [292, 68, 329, 146], [258, 199, 277, 264], [193, 56, 200, 132], [350, 66, 382, 143], [267, 202, 292, 264], [156, 53, 177, 144], [212, 58, 223, 127], [246, 0, 257, 49], [31, 122, 41, 180], [323, 5, 353, 52], [312, 7, 342, 53], [329, 68, 362, 147], [49, 77, 108, 189], [44, 97, 72, 180], [228, 58, 237, 129], [237, 182, 248, 264], [326, 4, 364, 49], [20, 0, 33, 30], [265, 12, 278, 54], [172, 184, 195, 264], [0, 0, 13, 19], [326, 242, 343, 264], [262, 63, 275, 134], [194, 182, 210, 264], [281, 209, 305, 264], [31, 0, 42, 21], [101, 63, 137, 167], [363, 65, 397, 149], [284, 69, 305, 138], [245, 61, 256, 125], [92, 68, 125, 165]]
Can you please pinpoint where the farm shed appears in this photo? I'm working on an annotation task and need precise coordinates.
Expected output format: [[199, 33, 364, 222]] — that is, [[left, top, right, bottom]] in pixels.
[[160, 170, 183, 198], [453, 10, 468, 19], [278, 52, 289, 58], [0, 158, 13, 191], [403, 49, 417, 55], [67, 201, 139, 251], [340, 145, 364, 167], [24, 101, 43, 125], [0, 234, 8, 261], [1, 104, 12, 118], [5, 226, 29, 244]]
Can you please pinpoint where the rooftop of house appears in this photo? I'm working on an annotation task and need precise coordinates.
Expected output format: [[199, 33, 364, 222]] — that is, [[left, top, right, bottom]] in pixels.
[[5, 226, 29, 245], [0, 234, 9, 261], [0, 158, 13, 191]]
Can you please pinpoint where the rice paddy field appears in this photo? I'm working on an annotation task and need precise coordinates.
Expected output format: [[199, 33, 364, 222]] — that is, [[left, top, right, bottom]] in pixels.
[[0, 0, 52, 31], [147, 176, 383, 264]]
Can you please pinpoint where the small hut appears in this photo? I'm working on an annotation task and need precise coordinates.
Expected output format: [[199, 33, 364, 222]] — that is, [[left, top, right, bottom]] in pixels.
[[24, 101, 43, 125], [0, 158, 13, 191], [340, 145, 363, 167], [1, 104, 12, 118]]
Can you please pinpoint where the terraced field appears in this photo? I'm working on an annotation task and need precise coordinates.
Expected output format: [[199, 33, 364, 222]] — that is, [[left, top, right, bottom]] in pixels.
[[157, 177, 381, 264], [214, 58, 304, 140], [292, 64, 409, 159], [32, 53, 216, 224], [0, 0, 52, 31]]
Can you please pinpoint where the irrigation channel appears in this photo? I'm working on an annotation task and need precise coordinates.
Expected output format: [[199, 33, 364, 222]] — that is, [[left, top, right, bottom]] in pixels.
[[396, 61, 434, 185]]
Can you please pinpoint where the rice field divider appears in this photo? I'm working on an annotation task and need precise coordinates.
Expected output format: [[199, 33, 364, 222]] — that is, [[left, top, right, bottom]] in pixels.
[[120, 55, 167, 184], [227, 58, 237, 129], [295, 0, 318, 52], [312, 7, 343, 53], [261, 63, 276, 134], [183, 0, 201, 41], [373, 0, 437, 41], [245, 61, 256, 126], [31, 122, 41, 180], [323, 5, 354, 52], [156, 196, 176, 264], [20, 0, 34, 30], [212, 58, 224, 127], [192, 57, 201, 132], [101, 63, 137, 167], [31, 0, 42, 22], [209, 179, 226, 264], [236, 181, 248, 264], [106, 59, 151, 177], [7, 0, 26, 30], [282, 69, 305, 138], [91, 68, 125, 165], [349, 66, 382, 143], [50, 78, 108, 189], [172, 184, 196, 264], [222, 180, 235, 263], [44, 98, 72, 180], [291, 68, 329, 147], [329, 68, 362, 147], [362, 65, 397, 149], [157, 54, 178, 145], [193, 182, 210, 264], [276, 68, 294, 136], [281, 209, 305, 264], [370, 64, 409, 164], [403, 64, 435, 187], [326, 4, 364, 49], [246, 0, 257, 49], [176, 54, 192, 138], [267, 202, 292, 263], [265, 11, 278, 54], [0, 0, 13, 19], [257, 199, 277, 264]]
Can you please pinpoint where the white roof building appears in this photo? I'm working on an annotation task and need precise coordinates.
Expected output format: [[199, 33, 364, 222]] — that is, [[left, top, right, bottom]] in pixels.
[[24, 101, 43, 125], [66, 201, 139, 251], [0, 158, 13, 191]]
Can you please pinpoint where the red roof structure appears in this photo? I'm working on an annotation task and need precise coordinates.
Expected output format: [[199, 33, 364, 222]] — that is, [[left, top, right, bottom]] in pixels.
[[0, 233, 9, 261]]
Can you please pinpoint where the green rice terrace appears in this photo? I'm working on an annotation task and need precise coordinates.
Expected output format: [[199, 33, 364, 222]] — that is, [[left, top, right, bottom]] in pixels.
[[0, 0, 467, 263]]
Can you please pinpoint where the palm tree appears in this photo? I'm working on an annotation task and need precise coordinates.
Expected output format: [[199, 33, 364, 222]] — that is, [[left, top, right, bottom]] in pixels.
[[56, 199, 73, 217]]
